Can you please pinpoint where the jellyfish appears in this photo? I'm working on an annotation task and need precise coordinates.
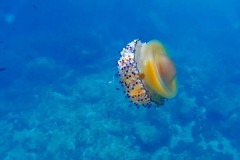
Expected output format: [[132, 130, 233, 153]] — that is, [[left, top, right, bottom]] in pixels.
[[117, 39, 177, 107]]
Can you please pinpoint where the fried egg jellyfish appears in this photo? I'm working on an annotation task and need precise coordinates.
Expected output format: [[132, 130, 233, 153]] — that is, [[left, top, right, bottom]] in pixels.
[[117, 39, 177, 108]]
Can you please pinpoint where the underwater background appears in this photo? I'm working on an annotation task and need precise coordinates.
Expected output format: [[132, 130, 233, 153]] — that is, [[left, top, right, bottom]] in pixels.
[[0, 0, 240, 159]]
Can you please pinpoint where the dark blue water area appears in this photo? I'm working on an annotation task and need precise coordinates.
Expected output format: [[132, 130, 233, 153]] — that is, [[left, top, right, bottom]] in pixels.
[[0, 0, 240, 159]]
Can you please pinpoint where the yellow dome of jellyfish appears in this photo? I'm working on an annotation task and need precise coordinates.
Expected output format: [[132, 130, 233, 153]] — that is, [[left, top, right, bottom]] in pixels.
[[117, 39, 177, 108]]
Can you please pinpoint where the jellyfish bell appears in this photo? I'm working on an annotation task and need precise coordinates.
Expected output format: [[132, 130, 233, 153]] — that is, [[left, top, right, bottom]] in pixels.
[[138, 40, 177, 98], [117, 39, 177, 107]]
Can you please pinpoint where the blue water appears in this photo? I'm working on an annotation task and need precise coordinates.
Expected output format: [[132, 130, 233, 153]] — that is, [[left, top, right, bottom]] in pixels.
[[0, 0, 240, 159]]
